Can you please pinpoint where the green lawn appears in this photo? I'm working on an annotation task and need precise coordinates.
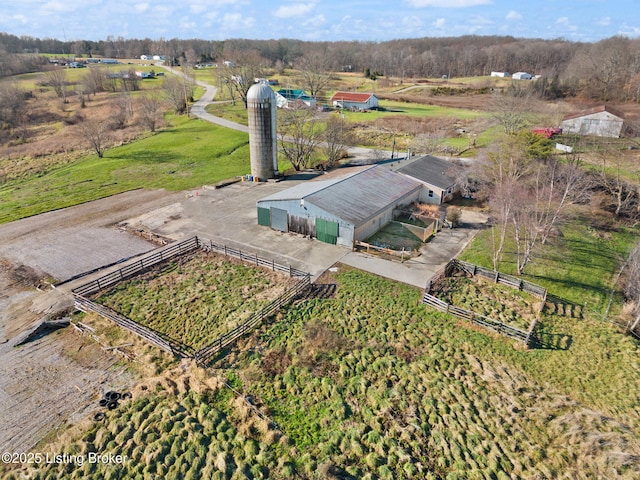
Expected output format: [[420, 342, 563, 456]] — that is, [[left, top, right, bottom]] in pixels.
[[459, 217, 637, 319], [0, 116, 251, 224]]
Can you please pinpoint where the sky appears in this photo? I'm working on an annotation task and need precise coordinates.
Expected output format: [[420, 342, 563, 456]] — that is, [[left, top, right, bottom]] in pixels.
[[1, 0, 639, 43]]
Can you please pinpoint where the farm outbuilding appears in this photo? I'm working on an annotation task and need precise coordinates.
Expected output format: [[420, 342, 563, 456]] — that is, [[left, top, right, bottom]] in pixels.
[[512, 72, 533, 80], [393, 155, 459, 205], [256, 166, 422, 247], [331, 92, 379, 110], [275, 89, 317, 108], [561, 105, 625, 138]]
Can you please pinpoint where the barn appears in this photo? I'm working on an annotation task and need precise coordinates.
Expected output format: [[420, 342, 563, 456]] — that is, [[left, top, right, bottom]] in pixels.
[[561, 105, 625, 138], [256, 165, 422, 247], [393, 155, 458, 205], [275, 89, 317, 108], [331, 92, 379, 110]]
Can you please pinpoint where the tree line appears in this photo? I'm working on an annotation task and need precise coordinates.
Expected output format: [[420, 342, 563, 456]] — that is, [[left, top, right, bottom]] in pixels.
[[2, 33, 640, 101]]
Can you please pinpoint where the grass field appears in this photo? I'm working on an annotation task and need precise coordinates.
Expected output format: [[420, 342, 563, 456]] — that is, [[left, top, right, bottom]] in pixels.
[[7, 266, 639, 480], [0, 116, 251, 224], [94, 250, 298, 350]]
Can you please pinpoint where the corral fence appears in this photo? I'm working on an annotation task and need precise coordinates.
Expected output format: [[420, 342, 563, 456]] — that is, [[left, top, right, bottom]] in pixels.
[[72, 236, 311, 362], [73, 236, 201, 297], [423, 260, 548, 347], [193, 274, 310, 366]]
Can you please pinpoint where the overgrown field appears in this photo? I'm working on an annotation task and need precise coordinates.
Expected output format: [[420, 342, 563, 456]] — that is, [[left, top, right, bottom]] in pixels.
[[8, 267, 640, 480], [430, 275, 540, 331], [94, 250, 298, 350]]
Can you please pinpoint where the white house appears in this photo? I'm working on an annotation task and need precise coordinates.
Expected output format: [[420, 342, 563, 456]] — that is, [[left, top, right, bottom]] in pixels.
[[331, 92, 379, 110], [491, 71, 510, 78], [392, 155, 459, 205]]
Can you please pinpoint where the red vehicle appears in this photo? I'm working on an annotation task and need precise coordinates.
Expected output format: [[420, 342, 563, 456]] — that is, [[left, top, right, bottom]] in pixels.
[[531, 127, 562, 138]]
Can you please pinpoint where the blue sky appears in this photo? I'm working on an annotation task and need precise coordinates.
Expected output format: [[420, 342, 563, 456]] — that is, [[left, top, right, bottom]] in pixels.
[[1, 0, 638, 42]]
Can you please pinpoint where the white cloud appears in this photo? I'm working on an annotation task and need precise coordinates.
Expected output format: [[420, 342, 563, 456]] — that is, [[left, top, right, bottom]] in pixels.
[[405, 0, 492, 7], [618, 23, 640, 36], [554, 16, 578, 33], [221, 13, 255, 30], [273, 3, 316, 19], [594, 16, 611, 27], [506, 10, 522, 21], [11, 14, 29, 24], [432, 18, 446, 28], [135, 3, 150, 14]]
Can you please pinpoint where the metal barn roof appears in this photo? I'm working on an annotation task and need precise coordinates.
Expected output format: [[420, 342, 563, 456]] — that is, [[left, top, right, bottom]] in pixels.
[[395, 155, 457, 190], [258, 165, 421, 226]]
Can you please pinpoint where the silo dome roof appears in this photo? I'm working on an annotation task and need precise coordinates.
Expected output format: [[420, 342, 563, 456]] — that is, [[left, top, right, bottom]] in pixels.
[[247, 83, 275, 102]]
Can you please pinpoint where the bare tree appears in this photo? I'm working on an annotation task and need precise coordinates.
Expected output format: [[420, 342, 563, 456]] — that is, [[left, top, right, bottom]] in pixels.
[[0, 81, 29, 140], [490, 87, 534, 136], [78, 118, 112, 158], [297, 50, 334, 99], [623, 244, 640, 336], [220, 50, 266, 108], [84, 66, 106, 96], [501, 154, 589, 274], [112, 93, 133, 129], [162, 75, 189, 114], [138, 92, 163, 132], [322, 114, 352, 167], [278, 106, 322, 171], [479, 137, 533, 270], [43, 68, 68, 107]]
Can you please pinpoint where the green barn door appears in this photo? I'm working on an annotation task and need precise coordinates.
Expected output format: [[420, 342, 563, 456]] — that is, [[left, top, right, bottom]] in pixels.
[[316, 218, 339, 245], [257, 207, 270, 226]]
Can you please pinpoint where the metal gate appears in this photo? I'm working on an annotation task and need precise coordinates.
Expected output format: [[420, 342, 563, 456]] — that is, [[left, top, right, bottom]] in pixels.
[[316, 218, 338, 245], [270, 207, 289, 232]]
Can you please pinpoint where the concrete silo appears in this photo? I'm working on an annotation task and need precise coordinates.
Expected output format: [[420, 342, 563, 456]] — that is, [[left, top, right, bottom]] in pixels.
[[247, 83, 277, 180]]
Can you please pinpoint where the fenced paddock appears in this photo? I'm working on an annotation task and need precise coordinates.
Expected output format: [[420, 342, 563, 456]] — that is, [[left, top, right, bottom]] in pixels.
[[72, 236, 311, 364], [423, 260, 547, 347]]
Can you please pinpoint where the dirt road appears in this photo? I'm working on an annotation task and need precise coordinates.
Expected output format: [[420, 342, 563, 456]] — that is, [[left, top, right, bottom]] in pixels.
[[0, 188, 182, 453]]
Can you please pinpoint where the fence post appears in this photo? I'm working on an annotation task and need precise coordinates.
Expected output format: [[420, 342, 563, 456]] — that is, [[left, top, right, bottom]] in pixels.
[[494, 271, 499, 283], [289, 265, 292, 277], [224, 245, 227, 256], [255, 253, 259, 265], [272, 259, 275, 271]]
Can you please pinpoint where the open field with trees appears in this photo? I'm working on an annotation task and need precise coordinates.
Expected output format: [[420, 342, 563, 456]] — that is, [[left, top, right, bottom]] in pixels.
[[1, 32, 640, 479]]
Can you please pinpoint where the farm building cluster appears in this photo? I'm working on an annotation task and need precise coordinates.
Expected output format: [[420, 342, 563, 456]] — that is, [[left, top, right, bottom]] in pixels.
[[256, 156, 458, 248]]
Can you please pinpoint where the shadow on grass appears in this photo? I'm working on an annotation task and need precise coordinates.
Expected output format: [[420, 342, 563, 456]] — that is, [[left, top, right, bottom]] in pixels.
[[531, 331, 573, 350], [108, 150, 180, 164]]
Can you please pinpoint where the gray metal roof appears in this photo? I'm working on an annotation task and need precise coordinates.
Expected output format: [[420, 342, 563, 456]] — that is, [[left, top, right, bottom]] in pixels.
[[395, 155, 457, 189], [258, 165, 422, 226]]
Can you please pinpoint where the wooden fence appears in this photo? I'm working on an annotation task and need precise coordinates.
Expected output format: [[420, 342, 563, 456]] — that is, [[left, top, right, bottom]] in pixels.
[[74, 295, 194, 357], [193, 274, 311, 366], [72, 236, 200, 297], [201, 238, 309, 278], [452, 260, 548, 301], [72, 235, 311, 363], [422, 259, 546, 347]]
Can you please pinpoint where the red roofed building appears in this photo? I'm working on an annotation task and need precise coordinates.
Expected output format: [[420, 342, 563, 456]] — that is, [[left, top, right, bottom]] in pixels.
[[331, 91, 379, 110]]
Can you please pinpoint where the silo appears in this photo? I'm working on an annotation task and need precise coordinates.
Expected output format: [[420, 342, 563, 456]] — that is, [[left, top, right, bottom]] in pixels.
[[247, 83, 277, 180]]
